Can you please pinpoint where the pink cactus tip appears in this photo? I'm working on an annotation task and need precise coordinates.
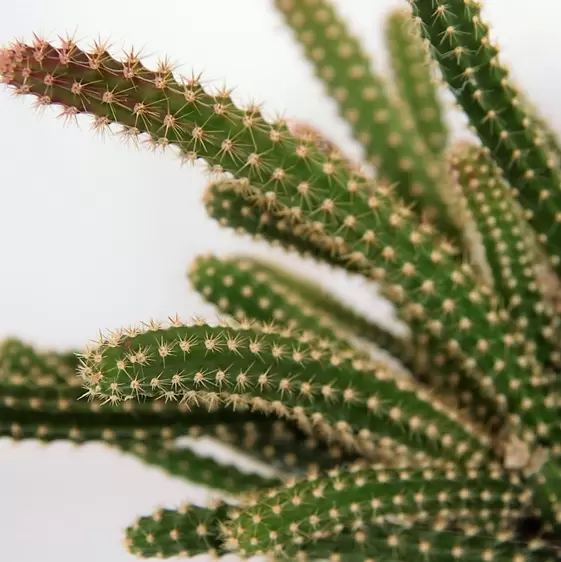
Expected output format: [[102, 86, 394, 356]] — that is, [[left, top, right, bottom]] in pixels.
[[0, 48, 10, 77]]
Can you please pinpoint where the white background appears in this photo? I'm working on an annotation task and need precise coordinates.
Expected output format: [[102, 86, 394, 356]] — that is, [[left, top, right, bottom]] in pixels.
[[0, 1, 560, 560]]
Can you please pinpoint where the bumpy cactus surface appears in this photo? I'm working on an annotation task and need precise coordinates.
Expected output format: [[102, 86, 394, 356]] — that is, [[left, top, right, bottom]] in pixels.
[[2, 0, 561, 559]]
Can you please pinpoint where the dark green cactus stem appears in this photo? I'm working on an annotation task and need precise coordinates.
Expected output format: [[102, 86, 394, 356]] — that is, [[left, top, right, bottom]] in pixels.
[[385, 7, 448, 154], [188, 253, 416, 372], [449, 143, 561, 369], [195, 417, 364, 474], [203, 180, 355, 270], [119, 439, 279, 494], [272, 0, 467, 249], [79, 320, 497, 468], [125, 501, 230, 559], [0, 337, 368, 477], [220, 464, 538, 558], [408, 0, 561, 277]]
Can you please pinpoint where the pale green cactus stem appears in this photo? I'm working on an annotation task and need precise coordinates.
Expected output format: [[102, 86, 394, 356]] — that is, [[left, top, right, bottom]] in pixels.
[[272, 0, 467, 249], [2, 37, 556, 457], [448, 143, 561, 371], [79, 318, 497, 468], [408, 0, 561, 276], [385, 7, 449, 154]]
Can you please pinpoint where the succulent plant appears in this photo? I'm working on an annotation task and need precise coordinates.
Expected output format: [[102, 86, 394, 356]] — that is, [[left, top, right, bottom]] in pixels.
[[2, 0, 561, 560]]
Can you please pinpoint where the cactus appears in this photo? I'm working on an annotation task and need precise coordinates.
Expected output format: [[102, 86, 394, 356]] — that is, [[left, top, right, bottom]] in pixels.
[[2, 0, 561, 560]]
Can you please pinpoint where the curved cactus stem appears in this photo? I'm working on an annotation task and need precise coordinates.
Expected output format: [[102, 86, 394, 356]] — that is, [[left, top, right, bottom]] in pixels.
[[79, 318, 496, 468], [385, 7, 449, 154], [203, 180, 355, 271], [220, 463, 535, 558], [449, 143, 561, 370], [0, 337, 366, 475], [407, 0, 561, 277], [188, 253, 416, 373]]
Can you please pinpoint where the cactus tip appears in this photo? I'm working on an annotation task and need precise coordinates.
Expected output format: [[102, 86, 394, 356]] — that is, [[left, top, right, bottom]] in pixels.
[[0, 47, 11, 79]]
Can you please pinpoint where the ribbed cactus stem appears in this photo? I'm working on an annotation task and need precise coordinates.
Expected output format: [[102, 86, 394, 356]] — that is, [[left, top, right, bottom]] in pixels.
[[385, 7, 448, 154], [220, 463, 534, 558], [408, 0, 561, 277], [449, 143, 561, 369], [79, 318, 496, 467]]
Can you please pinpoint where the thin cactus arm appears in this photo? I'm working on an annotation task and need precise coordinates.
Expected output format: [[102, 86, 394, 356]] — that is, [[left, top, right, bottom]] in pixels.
[[203, 179, 358, 271], [272, 0, 468, 251], [384, 6, 449, 154], [0, 337, 367, 482], [407, 0, 561, 277], [219, 463, 537, 559], [188, 253, 416, 375], [79, 318, 498, 468], [448, 142, 561, 370]]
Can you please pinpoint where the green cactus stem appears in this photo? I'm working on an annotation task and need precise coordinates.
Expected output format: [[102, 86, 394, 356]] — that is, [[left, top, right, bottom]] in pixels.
[[408, 0, 561, 277], [448, 143, 561, 369], [125, 500, 230, 559], [272, 0, 467, 248], [79, 319, 496, 468], [385, 7, 449, 154], [220, 463, 537, 558]]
